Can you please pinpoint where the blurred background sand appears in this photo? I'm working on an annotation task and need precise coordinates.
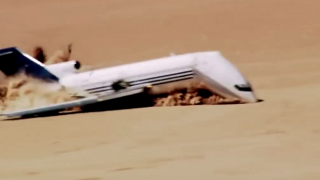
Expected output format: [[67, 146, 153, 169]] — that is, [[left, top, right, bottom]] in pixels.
[[1, 0, 320, 179]]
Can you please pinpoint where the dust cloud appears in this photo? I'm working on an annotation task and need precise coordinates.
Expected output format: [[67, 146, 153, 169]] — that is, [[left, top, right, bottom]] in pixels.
[[0, 73, 85, 114], [0, 45, 84, 114]]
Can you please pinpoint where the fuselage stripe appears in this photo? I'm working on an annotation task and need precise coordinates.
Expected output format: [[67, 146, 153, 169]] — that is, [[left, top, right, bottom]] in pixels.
[[84, 70, 194, 92], [85, 71, 194, 94]]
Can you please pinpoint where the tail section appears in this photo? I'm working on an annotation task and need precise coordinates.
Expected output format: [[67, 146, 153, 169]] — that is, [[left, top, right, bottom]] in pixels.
[[0, 47, 59, 82]]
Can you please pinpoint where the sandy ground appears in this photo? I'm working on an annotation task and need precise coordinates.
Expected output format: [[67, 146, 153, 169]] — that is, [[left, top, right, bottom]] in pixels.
[[1, 0, 320, 179]]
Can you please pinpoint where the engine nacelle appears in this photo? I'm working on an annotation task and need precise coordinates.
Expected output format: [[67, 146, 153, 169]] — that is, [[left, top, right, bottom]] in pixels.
[[46, 60, 81, 78]]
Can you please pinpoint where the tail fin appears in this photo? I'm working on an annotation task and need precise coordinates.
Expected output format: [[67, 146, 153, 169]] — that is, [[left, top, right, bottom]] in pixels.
[[0, 47, 59, 82]]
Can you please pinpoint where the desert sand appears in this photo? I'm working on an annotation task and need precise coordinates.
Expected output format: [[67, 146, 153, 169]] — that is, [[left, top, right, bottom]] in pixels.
[[1, 0, 320, 179]]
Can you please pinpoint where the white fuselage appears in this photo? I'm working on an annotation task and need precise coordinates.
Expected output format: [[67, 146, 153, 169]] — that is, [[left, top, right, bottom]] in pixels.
[[57, 51, 258, 103]]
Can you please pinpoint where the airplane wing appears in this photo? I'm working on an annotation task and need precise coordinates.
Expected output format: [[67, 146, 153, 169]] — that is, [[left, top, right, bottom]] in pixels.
[[1, 83, 151, 119]]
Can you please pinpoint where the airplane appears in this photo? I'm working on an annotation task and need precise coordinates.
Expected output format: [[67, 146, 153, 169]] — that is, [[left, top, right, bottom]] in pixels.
[[0, 47, 258, 119]]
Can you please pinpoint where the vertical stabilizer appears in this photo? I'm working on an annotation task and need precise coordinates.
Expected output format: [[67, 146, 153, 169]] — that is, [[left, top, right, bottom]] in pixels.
[[0, 47, 59, 82]]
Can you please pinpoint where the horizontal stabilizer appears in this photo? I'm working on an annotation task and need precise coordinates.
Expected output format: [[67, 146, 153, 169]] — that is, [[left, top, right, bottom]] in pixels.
[[2, 96, 98, 118], [2, 83, 152, 118]]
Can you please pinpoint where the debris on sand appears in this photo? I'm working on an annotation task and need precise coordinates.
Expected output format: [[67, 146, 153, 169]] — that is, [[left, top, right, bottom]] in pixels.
[[153, 88, 242, 106], [149, 80, 242, 106]]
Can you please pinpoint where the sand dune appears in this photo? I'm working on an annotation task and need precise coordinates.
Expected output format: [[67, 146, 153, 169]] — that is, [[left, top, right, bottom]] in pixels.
[[1, 0, 320, 179]]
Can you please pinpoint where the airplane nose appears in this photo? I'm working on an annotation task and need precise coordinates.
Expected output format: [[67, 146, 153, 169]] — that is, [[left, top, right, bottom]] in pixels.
[[194, 51, 259, 103], [234, 84, 258, 103], [243, 92, 258, 103]]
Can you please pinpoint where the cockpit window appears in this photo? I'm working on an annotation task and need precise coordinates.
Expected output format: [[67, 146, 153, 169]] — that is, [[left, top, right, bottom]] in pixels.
[[234, 84, 252, 91]]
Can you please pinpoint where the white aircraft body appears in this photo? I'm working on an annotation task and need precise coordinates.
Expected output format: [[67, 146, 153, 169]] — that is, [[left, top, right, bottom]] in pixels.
[[0, 47, 258, 118]]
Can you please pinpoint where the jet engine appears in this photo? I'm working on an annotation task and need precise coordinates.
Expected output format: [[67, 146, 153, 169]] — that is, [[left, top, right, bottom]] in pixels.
[[46, 61, 81, 78]]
